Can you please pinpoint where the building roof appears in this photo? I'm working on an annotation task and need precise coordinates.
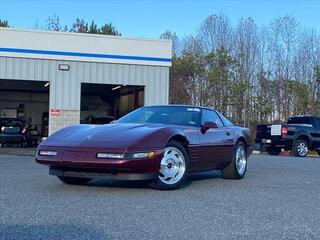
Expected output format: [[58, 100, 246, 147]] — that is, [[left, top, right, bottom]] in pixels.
[[0, 27, 172, 67]]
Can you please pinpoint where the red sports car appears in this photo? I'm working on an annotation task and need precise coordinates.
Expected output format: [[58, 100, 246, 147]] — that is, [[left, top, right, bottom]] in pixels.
[[36, 105, 253, 190]]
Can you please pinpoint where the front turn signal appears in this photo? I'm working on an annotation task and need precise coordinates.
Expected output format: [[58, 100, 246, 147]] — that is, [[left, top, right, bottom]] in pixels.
[[147, 151, 155, 158]]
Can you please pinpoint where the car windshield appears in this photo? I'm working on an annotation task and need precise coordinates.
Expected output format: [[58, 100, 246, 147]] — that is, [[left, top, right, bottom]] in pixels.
[[116, 106, 201, 127]]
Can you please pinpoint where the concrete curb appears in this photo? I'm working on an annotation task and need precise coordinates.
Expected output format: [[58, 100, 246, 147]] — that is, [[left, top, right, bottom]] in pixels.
[[0, 148, 37, 157], [253, 150, 319, 157]]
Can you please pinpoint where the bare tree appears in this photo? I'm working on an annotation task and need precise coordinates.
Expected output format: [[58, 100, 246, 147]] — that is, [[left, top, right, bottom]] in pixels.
[[167, 13, 319, 130], [234, 17, 259, 127], [198, 13, 233, 53], [70, 18, 88, 33], [45, 15, 62, 32], [160, 31, 180, 56]]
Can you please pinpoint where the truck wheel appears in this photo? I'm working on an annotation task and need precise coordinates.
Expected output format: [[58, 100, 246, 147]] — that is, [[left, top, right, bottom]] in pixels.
[[266, 147, 282, 156], [293, 139, 309, 157]]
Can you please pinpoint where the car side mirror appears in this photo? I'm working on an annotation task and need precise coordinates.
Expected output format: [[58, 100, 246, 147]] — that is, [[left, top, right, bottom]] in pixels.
[[201, 121, 218, 133]]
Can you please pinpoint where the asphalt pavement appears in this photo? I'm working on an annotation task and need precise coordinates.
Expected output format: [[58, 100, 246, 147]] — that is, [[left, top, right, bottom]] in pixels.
[[1, 154, 320, 240]]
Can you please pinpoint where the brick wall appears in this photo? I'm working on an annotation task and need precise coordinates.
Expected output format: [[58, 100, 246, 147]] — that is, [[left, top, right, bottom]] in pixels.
[[49, 110, 80, 135]]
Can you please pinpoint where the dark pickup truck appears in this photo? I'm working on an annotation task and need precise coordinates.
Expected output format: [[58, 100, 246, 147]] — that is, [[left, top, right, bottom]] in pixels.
[[255, 116, 320, 157]]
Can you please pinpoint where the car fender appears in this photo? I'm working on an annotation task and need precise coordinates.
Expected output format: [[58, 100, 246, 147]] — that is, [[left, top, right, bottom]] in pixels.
[[293, 131, 312, 144], [231, 127, 253, 146], [128, 127, 189, 150]]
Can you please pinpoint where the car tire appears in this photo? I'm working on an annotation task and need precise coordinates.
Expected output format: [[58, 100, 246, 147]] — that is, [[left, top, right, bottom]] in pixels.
[[266, 146, 282, 156], [293, 139, 309, 157], [151, 140, 189, 190], [221, 141, 247, 179], [57, 176, 92, 185]]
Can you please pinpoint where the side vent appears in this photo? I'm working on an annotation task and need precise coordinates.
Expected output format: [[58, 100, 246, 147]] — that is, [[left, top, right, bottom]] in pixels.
[[190, 149, 199, 162]]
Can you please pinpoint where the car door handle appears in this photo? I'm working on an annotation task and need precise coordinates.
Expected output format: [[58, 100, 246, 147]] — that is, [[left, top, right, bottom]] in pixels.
[[225, 131, 233, 143]]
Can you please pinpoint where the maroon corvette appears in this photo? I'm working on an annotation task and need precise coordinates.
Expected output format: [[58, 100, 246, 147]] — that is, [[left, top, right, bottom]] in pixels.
[[36, 105, 253, 190]]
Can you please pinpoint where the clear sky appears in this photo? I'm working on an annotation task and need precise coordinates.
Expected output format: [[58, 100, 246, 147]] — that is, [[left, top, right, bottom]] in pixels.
[[0, 0, 319, 38]]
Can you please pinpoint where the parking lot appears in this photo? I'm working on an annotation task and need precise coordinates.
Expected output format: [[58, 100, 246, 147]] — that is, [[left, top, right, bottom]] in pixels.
[[1, 153, 320, 240]]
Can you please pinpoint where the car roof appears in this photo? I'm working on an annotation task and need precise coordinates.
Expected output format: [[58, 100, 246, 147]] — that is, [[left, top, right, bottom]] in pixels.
[[289, 115, 319, 118]]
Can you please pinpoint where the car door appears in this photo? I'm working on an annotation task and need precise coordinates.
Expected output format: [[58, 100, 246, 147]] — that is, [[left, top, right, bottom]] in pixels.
[[198, 109, 233, 170], [311, 117, 320, 149]]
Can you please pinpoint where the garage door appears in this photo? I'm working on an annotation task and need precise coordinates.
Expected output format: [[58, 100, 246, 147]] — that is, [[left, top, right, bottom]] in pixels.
[[80, 83, 144, 124], [0, 79, 50, 145]]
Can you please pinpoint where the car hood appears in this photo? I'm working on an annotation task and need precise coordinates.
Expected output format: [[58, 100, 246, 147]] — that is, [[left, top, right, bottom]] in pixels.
[[40, 123, 174, 150]]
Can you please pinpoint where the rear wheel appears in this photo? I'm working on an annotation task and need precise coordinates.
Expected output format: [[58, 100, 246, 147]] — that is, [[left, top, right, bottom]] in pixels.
[[57, 176, 92, 185], [293, 139, 309, 157], [266, 146, 282, 156], [151, 140, 189, 190], [221, 141, 247, 179]]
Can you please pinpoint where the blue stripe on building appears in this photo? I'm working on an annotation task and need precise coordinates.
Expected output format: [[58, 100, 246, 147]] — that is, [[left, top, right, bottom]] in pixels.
[[0, 47, 171, 63]]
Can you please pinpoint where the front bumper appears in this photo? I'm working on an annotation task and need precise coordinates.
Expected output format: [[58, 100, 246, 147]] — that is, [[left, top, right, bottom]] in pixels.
[[0, 134, 25, 143], [36, 148, 164, 180], [49, 166, 157, 180]]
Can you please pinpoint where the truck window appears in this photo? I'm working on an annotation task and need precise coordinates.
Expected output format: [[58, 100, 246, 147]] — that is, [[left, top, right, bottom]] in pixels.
[[287, 117, 312, 125], [313, 118, 320, 127]]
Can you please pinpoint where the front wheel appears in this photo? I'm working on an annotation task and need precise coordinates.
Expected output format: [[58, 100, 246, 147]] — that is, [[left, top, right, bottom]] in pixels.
[[293, 139, 309, 157], [151, 140, 189, 190], [57, 176, 92, 185], [221, 141, 247, 179]]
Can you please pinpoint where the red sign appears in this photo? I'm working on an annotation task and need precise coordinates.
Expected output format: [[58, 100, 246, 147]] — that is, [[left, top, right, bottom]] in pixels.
[[50, 109, 61, 116]]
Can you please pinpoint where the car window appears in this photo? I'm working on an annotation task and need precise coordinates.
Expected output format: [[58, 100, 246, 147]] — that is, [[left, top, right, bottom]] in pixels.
[[135, 111, 154, 123], [201, 109, 223, 127], [218, 113, 234, 126], [287, 117, 312, 125], [116, 106, 201, 127]]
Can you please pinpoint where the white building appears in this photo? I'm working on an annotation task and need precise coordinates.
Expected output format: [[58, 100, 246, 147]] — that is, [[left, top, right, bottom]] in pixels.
[[0, 27, 172, 136]]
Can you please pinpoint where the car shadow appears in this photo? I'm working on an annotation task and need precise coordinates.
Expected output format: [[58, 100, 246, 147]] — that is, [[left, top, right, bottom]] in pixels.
[[87, 179, 152, 189], [0, 223, 110, 240], [84, 170, 222, 190], [189, 170, 222, 181]]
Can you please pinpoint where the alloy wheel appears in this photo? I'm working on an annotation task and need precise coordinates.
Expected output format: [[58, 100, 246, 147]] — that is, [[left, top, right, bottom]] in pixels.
[[236, 145, 247, 175], [158, 147, 186, 185], [297, 141, 308, 156]]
